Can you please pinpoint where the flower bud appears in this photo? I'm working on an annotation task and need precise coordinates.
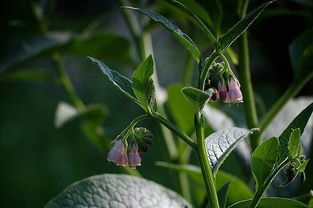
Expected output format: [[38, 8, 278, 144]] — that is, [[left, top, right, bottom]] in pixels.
[[217, 79, 227, 101]]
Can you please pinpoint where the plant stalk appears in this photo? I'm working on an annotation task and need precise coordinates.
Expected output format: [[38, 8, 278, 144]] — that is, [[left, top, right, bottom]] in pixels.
[[195, 112, 220, 208]]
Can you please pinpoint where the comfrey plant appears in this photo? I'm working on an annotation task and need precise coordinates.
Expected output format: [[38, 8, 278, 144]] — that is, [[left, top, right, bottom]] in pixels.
[[45, 1, 313, 208]]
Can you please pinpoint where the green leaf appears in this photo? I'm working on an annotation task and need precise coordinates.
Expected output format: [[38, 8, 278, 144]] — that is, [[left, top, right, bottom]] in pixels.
[[252, 137, 279, 191], [54, 102, 107, 128], [204, 127, 251, 175], [217, 1, 273, 53], [167, 84, 195, 135], [228, 197, 308, 208], [132, 55, 157, 112], [155, 162, 253, 205], [297, 159, 309, 172], [88, 56, 140, 106], [124, 7, 201, 62], [289, 28, 313, 79], [288, 128, 301, 159], [181, 87, 212, 109], [277, 102, 313, 164], [44, 174, 191, 208], [0, 32, 132, 73], [217, 182, 231, 208]]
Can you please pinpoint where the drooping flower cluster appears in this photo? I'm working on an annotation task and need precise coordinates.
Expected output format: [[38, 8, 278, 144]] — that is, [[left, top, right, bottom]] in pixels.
[[205, 62, 243, 103], [107, 127, 153, 169]]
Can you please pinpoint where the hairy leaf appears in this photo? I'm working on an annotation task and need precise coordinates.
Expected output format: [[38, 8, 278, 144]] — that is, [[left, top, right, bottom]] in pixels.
[[277, 102, 313, 164], [181, 87, 212, 109], [217, 1, 273, 52], [45, 174, 191, 208], [228, 197, 308, 208], [205, 127, 251, 175], [88, 57, 140, 106], [252, 137, 279, 191], [132, 55, 157, 112], [124, 7, 201, 62]]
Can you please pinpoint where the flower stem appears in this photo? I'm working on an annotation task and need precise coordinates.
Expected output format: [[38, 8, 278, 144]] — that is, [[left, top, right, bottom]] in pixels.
[[195, 112, 220, 208], [237, 0, 259, 150], [199, 51, 219, 90], [152, 113, 197, 150]]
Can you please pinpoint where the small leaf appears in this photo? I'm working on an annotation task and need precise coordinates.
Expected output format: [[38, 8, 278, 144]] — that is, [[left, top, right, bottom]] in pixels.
[[44, 174, 191, 208], [124, 7, 201, 62], [217, 1, 273, 53], [288, 128, 301, 159], [132, 55, 157, 112], [88, 56, 141, 106], [252, 137, 279, 191], [228, 197, 308, 208], [297, 159, 309, 172], [277, 102, 313, 164], [181, 87, 212, 109], [204, 127, 251, 175], [217, 182, 231, 208]]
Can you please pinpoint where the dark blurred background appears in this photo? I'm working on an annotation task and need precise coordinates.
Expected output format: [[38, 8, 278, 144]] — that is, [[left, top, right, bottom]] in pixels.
[[0, 0, 312, 208]]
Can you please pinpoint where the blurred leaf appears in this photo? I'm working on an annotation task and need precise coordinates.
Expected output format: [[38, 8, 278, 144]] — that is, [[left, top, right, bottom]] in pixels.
[[0, 32, 132, 73], [277, 102, 313, 164], [289, 28, 313, 79], [155, 161, 253, 204], [0, 71, 56, 82], [132, 55, 157, 113], [205, 127, 251, 175], [181, 87, 212, 109], [217, 182, 231, 208], [123, 7, 201, 62], [44, 174, 191, 208], [54, 102, 107, 128], [228, 197, 308, 208], [167, 84, 195, 135], [252, 137, 279, 191], [88, 57, 141, 106], [288, 128, 301, 159], [217, 1, 273, 53]]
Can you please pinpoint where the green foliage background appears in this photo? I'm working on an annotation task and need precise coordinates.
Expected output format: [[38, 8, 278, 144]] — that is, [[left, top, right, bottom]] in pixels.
[[0, 0, 312, 207]]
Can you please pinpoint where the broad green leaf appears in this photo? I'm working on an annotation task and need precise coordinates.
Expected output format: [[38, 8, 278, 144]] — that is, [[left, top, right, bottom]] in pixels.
[[217, 182, 231, 208], [54, 102, 107, 128], [0, 32, 132, 73], [132, 55, 157, 112], [217, 1, 273, 53], [167, 84, 195, 135], [156, 162, 253, 204], [228, 197, 308, 208], [44, 174, 191, 208], [88, 56, 141, 106], [277, 102, 313, 164], [252, 137, 279, 191], [288, 128, 301, 159], [289, 28, 313, 79], [124, 7, 201, 62], [204, 127, 251, 175], [181, 87, 212, 109]]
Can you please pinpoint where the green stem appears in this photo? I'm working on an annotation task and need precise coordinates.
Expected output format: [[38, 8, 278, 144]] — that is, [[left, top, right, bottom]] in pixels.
[[237, 0, 259, 150], [199, 51, 219, 89], [249, 161, 287, 208], [52, 53, 85, 111], [195, 112, 220, 208], [257, 71, 313, 136], [152, 113, 197, 150], [120, 114, 151, 136]]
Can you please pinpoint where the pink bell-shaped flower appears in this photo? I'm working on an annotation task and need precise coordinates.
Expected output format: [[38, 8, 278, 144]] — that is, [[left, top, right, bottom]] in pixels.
[[128, 144, 141, 169], [225, 78, 243, 103], [107, 140, 128, 166]]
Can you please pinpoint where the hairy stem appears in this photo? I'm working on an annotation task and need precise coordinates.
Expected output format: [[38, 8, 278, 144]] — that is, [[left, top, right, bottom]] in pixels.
[[195, 112, 220, 208], [237, 0, 259, 150]]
